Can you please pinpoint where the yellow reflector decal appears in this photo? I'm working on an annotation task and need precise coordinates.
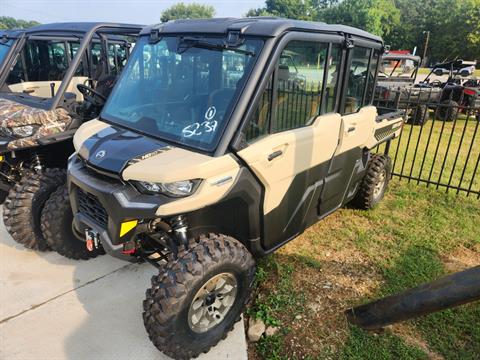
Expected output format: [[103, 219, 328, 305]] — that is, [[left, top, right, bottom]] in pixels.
[[0, 155, 4, 162], [120, 220, 138, 237]]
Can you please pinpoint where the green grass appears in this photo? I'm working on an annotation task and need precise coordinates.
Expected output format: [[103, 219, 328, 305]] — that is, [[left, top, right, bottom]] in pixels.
[[382, 119, 479, 194], [340, 326, 429, 360], [248, 181, 480, 359]]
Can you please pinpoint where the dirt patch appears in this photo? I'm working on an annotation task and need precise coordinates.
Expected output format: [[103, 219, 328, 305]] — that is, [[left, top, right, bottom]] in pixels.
[[441, 245, 480, 272], [390, 323, 444, 360], [247, 218, 384, 359]]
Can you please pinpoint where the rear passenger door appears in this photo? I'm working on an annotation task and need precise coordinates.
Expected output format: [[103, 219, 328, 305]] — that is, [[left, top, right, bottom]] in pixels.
[[320, 41, 381, 214], [237, 33, 344, 250]]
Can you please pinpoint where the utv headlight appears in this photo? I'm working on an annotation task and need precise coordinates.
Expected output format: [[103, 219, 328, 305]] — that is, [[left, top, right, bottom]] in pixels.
[[11, 125, 39, 138], [135, 179, 200, 197]]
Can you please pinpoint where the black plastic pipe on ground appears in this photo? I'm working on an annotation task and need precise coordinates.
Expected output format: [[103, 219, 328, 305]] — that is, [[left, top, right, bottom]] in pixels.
[[345, 266, 480, 330]]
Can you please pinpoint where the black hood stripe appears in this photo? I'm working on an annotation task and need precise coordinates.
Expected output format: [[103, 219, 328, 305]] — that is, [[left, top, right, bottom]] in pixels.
[[79, 125, 171, 174]]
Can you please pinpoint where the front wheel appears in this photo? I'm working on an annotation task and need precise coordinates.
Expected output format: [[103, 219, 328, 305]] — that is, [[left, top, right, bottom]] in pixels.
[[143, 234, 255, 359], [41, 184, 104, 260], [3, 168, 66, 250]]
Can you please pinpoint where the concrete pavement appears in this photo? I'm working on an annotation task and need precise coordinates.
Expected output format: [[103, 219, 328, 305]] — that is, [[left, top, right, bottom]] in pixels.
[[0, 208, 248, 360]]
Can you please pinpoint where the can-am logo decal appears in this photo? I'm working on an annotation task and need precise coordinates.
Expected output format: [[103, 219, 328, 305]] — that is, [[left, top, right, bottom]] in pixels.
[[205, 106, 216, 120], [95, 150, 106, 159]]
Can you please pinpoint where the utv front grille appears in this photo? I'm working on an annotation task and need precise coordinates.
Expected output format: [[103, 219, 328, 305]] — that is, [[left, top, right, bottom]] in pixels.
[[77, 188, 108, 228]]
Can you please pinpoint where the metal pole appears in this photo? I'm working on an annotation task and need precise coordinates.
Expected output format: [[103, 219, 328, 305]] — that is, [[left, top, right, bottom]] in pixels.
[[345, 266, 480, 330], [422, 31, 430, 67]]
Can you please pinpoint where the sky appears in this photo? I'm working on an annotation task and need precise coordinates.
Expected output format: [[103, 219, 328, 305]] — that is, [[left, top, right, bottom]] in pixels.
[[1, 0, 265, 25]]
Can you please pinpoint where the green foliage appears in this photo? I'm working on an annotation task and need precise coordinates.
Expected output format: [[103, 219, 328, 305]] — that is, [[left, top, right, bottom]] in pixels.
[[248, 0, 480, 63], [248, 257, 304, 327], [247, 0, 319, 21], [160, 2, 215, 22], [0, 16, 40, 30], [321, 0, 400, 38], [257, 333, 288, 360]]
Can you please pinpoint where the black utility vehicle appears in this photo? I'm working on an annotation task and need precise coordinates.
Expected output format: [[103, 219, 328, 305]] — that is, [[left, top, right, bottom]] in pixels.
[[0, 23, 142, 252], [59, 18, 403, 358]]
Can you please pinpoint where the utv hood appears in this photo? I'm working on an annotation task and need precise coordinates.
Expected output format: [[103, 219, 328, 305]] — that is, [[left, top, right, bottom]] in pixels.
[[77, 124, 170, 174], [74, 120, 240, 185], [0, 97, 73, 150]]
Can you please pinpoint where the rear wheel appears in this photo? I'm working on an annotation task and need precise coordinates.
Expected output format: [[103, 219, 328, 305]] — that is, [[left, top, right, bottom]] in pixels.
[[143, 234, 255, 359], [352, 154, 391, 210], [3, 168, 66, 250], [437, 100, 458, 121], [41, 184, 104, 260]]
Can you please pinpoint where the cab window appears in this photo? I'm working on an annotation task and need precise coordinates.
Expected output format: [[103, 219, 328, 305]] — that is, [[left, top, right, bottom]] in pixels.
[[245, 74, 273, 143], [324, 44, 342, 113], [344, 46, 371, 114], [364, 49, 380, 105], [7, 40, 70, 85], [273, 40, 328, 132], [108, 43, 128, 75]]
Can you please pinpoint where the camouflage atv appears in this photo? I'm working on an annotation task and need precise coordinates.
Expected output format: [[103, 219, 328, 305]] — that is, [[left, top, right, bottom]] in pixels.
[[0, 23, 142, 254]]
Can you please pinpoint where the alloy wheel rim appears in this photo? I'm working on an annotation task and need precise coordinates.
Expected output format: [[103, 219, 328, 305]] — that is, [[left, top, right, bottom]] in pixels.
[[373, 170, 386, 199], [187, 272, 238, 333]]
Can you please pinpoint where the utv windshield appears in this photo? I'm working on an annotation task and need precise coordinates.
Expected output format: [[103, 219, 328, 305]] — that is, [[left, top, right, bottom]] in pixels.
[[0, 39, 14, 64], [101, 35, 263, 152], [379, 58, 418, 79]]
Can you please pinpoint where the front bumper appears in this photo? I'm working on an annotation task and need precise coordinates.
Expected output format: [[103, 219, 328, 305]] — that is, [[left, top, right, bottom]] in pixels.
[[68, 156, 172, 261]]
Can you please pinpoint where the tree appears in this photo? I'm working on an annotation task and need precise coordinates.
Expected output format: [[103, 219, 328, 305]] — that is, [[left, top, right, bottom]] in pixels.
[[247, 0, 319, 21], [320, 0, 400, 39], [0, 16, 40, 30], [160, 2, 215, 22]]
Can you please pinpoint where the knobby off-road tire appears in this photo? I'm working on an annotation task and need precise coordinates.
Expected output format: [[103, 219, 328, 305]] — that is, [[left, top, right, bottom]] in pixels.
[[352, 154, 391, 210], [41, 184, 104, 260], [143, 234, 255, 360], [437, 100, 458, 122], [411, 104, 428, 125], [3, 168, 66, 250]]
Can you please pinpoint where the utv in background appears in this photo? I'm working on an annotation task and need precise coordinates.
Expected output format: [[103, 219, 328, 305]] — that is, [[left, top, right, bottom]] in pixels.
[[374, 53, 435, 125], [0, 23, 142, 253], [375, 57, 479, 124], [412, 59, 479, 122], [56, 18, 404, 358]]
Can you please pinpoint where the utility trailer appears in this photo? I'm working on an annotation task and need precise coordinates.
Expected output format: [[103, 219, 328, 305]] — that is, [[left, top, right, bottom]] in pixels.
[[48, 18, 403, 358], [0, 22, 143, 252]]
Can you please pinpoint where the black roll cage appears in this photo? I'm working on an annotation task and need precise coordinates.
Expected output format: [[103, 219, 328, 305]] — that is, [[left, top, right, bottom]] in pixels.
[[0, 23, 143, 111]]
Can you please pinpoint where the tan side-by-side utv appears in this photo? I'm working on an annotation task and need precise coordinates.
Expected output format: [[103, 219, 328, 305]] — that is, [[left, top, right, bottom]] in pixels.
[[44, 18, 403, 359]]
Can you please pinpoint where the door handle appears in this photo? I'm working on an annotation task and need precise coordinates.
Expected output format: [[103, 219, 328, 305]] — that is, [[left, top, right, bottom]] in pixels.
[[23, 88, 35, 94], [347, 126, 356, 133], [268, 150, 283, 161]]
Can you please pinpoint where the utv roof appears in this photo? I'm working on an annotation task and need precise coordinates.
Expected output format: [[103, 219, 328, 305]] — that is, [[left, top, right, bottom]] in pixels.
[[433, 59, 477, 70], [0, 29, 25, 39], [142, 17, 383, 43], [23, 22, 143, 36], [382, 53, 421, 62]]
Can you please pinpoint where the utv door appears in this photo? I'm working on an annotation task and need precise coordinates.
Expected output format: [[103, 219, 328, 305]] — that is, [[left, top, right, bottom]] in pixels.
[[319, 44, 381, 214], [237, 33, 344, 250]]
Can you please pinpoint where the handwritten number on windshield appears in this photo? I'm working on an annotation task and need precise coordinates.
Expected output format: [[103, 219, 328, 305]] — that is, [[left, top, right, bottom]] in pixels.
[[182, 121, 218, 138]]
